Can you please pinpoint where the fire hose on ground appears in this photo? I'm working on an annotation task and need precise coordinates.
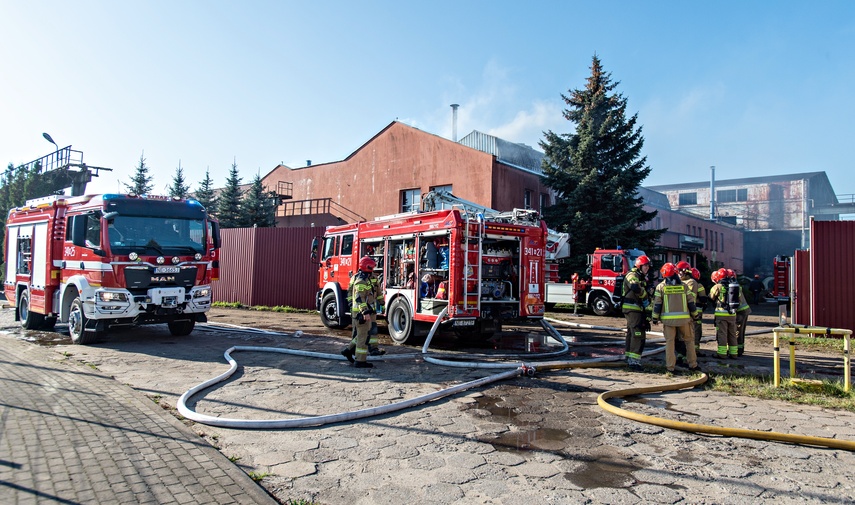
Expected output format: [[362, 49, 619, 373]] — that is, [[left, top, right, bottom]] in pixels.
[[179, 318, 855, 452]]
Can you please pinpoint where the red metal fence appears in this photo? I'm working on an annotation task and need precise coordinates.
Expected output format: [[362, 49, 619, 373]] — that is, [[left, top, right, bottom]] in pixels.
[[790, 219, 854, 331], [212, 226, 320, 310]]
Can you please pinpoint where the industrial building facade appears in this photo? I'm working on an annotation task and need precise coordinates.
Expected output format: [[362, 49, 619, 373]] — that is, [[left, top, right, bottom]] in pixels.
[[647, 172, 840, 276]]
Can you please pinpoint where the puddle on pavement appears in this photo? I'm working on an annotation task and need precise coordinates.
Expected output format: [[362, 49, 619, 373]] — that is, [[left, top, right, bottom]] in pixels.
[[564, 453, 643, 488], [18, 330, 70, 346], [487, 428, 570, 452]]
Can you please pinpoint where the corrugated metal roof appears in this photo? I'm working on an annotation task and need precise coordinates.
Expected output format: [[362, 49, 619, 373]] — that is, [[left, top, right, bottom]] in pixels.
[[645, 171, 830, 193], [458, 130, 544, 174]]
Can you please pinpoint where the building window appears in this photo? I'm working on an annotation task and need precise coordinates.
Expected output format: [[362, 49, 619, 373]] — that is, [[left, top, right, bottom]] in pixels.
[[721, 232, 725, 253], [714, 231, 718, 251], [717, 188, 748, 203], [429, 185, 453, 209], [540, 193, 549, 211], [679, 192, 697, 205], [401, 189, 420, 213], [687, 225, 691, 235], [524, 189, 532, 210], [705, 229, 709, 250]]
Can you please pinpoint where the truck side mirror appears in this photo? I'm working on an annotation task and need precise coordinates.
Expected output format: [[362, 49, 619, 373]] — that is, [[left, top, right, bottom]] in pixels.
[[211, 221, 221, 249], [70, 215, 87, 247], [311, 237, 319, 261]]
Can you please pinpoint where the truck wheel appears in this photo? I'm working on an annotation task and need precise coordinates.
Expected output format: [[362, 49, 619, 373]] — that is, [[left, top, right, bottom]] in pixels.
[[319, 292, 349, 329], [19, 291, 45, 330], [168, 320, 195, 336], [387, 298, 413, 345], [590, 293, 613, 317], [68, 297, 102, 345]]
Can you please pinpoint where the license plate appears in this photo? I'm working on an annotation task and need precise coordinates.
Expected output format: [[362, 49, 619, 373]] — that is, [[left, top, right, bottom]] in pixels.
[[154, 266, 180, 274], [453, 319, 475, 327]]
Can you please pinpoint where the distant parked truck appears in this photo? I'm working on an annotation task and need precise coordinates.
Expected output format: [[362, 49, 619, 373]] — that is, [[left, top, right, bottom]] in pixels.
[[5, 194, 221, 344], [545, 248, 647, 316], [772, 255, 791, 302]]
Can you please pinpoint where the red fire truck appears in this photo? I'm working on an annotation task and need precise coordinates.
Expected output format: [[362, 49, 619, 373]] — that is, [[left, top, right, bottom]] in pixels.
[[545, 247, 647, 316], [5, 194, 221, 344], [313, 205, 549, 344]]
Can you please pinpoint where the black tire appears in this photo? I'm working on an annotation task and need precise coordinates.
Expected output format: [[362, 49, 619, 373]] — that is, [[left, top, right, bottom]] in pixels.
[[68, 297, 102, 345], [590, 293, 613, 317], [319, 292, 350, 329], [168, 319, 196, 336], [387, 297, 414, 345], [19, 291, 45, 330]]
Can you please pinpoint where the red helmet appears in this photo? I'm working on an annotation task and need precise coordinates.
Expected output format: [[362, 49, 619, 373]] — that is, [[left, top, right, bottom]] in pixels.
[[712, 268, 727, 282], [676, 261, 691, 271], [634, 255, 651, 268], [358, 256, 377, 272], [660, 263, 678, 278], [691, 268, 701, 280], [726, 269, 736, 279]]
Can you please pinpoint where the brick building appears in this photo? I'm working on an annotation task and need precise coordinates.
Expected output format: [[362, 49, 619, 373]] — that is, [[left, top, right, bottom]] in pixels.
[[263, 121, 552, 228], [260, 120, 743, 272]]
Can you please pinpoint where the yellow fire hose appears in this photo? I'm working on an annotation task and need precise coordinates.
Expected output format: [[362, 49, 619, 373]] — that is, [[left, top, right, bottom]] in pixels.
[[596, 372, 855, 452]]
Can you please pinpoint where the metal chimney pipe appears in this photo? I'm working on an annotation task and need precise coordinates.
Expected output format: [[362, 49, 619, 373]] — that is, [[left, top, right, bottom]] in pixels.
[[450, 104, 459, 142], [710, 165, 716, 220]]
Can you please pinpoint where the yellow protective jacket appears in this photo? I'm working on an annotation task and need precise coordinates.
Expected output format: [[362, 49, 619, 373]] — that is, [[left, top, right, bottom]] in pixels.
[[708, 283, 736, 319], [652, 279, 698, 326], [621, 268, 649, 313], [350, 271, 377, 314]]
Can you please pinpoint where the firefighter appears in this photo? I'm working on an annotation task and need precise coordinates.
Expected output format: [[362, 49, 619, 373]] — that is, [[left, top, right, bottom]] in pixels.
[[621, 255, 652, 372], [673, 261, 693, 365], [691, 267, 707, 353], [651, 263, 700, 373], [731, 269, 751, 356], [749, 274, 765, 305], [340, 256, 379, 368], [708, 268, 738, 359], [342, 261, 386, 360]]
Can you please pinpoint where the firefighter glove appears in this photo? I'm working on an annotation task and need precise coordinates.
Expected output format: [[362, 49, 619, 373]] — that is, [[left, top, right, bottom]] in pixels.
[[356, 312, 366, 324]]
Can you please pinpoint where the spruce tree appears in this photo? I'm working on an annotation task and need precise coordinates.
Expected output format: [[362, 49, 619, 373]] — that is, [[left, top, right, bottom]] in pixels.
[[194, 168, 218, 215], [168, 161, 191, 199], [124, 152, 154, 195], [242, 173, 278, 228], [541, 55, 663, 277], [216, 160, 244, 228]]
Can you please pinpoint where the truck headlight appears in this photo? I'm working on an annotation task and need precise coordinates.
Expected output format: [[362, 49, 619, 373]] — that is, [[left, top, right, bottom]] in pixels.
[[98, 291, 128, 302], [194, 288, 211, 298]]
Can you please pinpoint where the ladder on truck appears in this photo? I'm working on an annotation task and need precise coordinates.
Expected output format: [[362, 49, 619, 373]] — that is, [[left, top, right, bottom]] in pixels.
[[461, 212, 485, 313]]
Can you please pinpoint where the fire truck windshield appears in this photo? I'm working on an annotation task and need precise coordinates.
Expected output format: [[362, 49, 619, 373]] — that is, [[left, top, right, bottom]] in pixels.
[[106, 215, 205, 256]]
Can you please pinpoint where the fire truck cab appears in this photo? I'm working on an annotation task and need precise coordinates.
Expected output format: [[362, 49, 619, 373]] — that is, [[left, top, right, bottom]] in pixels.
[[5, 194, 221, 344], [545, 247, 646, 316], [313, 200, 549, 344]]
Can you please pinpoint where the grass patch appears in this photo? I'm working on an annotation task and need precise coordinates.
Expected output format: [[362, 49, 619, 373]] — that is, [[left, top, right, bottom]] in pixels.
[[754, 335, 847, 353], [248, 471, 270, 482], [707, 373, 855, 412], [284, 500, 317, 505], [212, 301, 315, 314]]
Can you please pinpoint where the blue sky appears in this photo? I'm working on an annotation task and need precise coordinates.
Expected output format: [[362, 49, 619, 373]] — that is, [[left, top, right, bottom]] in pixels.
[[2, 1, 854, 198]]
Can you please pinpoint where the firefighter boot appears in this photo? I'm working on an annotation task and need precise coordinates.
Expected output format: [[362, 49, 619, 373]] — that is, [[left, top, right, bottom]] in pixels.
[[355, 361, 374, 369], [341, 346, 355, 364]]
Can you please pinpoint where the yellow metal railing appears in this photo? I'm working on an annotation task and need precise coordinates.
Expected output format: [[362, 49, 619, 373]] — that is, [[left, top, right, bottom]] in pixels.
[[773, 325, 852, 392]]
